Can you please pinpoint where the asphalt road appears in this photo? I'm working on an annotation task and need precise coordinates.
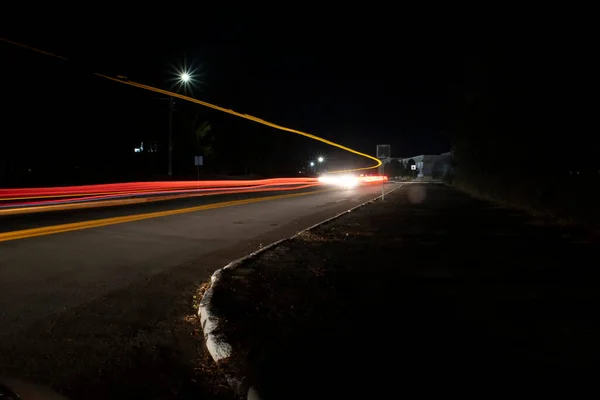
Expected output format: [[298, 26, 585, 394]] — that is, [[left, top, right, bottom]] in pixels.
[[0, 182, 399, 399]]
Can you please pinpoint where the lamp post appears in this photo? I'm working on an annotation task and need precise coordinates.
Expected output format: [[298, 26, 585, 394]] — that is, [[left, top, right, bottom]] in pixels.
[[164, 72, 192, 176], [167, 97, 174, 176]]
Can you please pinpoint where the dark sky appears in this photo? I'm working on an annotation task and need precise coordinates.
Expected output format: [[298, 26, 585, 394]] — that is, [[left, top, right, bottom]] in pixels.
[[3, 12, 595, 183]]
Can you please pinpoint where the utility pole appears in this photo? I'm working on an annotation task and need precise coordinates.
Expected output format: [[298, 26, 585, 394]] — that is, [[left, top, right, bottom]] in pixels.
[[168, 97, 174, 176]]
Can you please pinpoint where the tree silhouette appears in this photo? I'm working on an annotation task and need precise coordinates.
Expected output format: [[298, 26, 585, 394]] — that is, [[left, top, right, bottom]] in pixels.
[[195, 121, 215, 159]]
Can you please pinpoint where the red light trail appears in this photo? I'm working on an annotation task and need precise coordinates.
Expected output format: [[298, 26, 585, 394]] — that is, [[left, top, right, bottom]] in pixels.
[[0, 176, 388, 216]]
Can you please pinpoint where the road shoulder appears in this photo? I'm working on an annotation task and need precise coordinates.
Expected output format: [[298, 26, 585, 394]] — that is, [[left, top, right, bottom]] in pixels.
[[203, 183, 600, 399]]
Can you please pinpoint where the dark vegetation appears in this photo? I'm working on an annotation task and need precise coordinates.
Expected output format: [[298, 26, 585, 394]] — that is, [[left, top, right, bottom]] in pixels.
[[447, 50, 599, 226]]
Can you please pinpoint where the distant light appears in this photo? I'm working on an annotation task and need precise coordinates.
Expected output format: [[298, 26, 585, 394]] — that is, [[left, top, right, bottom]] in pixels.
[[134, 148, 141, 153], [310, 161, 315, 166], [318, 157, 324, 163], [181, 73, 190, 82]]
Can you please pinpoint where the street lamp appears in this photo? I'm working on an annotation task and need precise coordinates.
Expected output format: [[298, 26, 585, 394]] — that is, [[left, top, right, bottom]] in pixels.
[[318, 156, 324, 163], [172, 68, 198, 92], [310, 161, 315, 167], [165, 72, 194, 176]]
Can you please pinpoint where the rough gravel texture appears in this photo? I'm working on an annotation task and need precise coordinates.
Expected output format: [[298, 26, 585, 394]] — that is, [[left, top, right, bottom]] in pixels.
[[211, 183, 600, 399]]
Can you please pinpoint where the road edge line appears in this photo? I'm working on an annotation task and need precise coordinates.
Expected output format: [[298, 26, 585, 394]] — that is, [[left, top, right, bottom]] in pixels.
[[198, 183, 404, 399]]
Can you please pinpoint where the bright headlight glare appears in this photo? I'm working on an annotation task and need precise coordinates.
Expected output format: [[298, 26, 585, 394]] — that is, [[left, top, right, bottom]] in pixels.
[[318, 174, 358, 188]]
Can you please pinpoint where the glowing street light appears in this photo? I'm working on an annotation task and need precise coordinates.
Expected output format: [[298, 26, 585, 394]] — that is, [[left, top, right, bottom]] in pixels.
[[310, 161, 315, 167], [169, 66, 201, 94], [318, 156, 324, 163], [164, 70, 196, 176]]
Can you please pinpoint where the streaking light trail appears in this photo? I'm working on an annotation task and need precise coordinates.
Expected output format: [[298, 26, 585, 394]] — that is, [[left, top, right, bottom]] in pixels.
[[0, 178, 318, 201], [1, 38, 382, 174], [0, 39, 388, 217], [0, 178, 319, 213], [0, 181, 322, 216], [0, 176, 388, 215]]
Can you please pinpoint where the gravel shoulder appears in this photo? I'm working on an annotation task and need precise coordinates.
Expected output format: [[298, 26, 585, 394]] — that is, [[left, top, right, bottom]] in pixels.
[[210, 183, 600, 399]]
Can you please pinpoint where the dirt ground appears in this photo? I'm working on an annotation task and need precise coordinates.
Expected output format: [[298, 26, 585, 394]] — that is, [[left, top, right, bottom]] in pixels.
[[211, 183, 600, 399]]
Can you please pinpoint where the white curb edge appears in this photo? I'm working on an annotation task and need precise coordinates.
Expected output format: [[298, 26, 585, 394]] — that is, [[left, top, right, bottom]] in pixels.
[[198, 183, 404, 399]]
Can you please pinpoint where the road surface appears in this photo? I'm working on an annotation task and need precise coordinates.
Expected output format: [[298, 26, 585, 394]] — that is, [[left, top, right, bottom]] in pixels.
[[0, 182, 399, 399]]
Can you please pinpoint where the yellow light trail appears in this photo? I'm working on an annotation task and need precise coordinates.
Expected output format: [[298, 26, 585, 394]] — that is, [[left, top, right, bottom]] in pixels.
[[1, 38, 381, 173]]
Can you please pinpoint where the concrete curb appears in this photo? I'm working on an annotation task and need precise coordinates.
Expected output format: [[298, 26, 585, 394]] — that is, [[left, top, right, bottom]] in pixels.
[[198, 183, 404, 399]]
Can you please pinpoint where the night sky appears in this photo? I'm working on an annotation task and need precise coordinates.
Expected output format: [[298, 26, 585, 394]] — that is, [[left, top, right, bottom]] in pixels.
[[3, 13, 596, 185]]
